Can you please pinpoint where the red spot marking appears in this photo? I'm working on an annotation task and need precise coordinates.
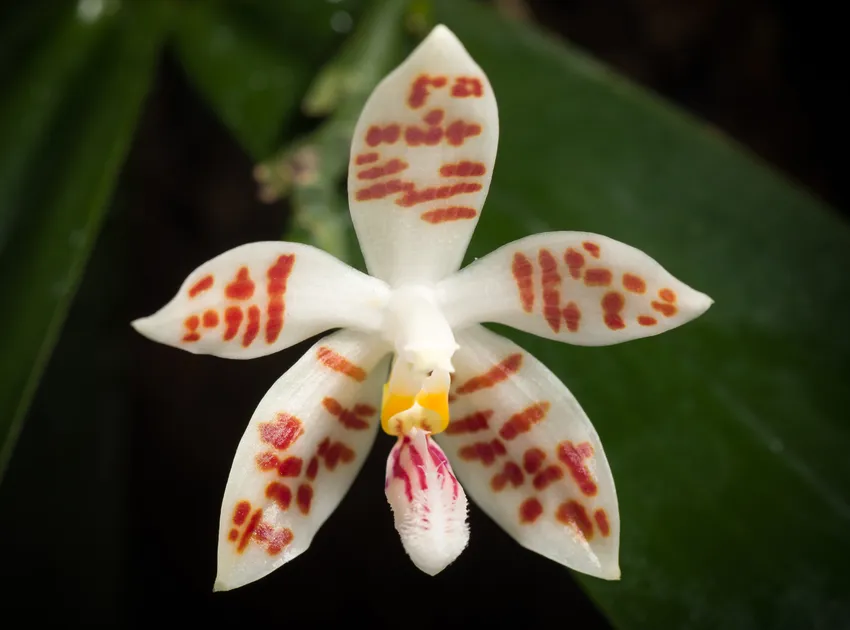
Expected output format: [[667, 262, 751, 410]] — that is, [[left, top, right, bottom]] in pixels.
[[582, 242, 601, 258], [595, 509, 611, 536], [491, 461, 524, 491], [458, 439, 506, 466], [564, 248, 585, 279], [296, 484, 313, 515], [623, 273, 646, 294], [223, 306, 243, 341], [423, 108, 445, 125], [659, 288, 677, 303], [277, 456, 302, 477], [512, 253, 535, 313], [322, 397, 373, 430], [242, 305, 261, 347], [202, 310, 219, 328], [259, 413, 303, 451], [265, 254, 295, 344], [256, 452, 279, 471], [232, 501, 250, 526], [451, 76, 484, 98], [638, 315, 658, 326], [457, 354, 523, 394], [238, 509, 262, 552], [396, 182, 482, 208], [316, 347, 367, 381], [539, 249, 562, 333], [306, 457, 319, 481], [584, 268, 613, 287], [563, 301, 581, 332], [188, 275, 213, 298], [445, 409, 493, 435], [265, 482, 292, 510], [533, 465, 565, 490], [440, 161, 486, 177], [445, 120, 482, 146], [652, 301, 678, 317], [421, 206, 477, 224], [355, 178, 414, 202], [365, 124, 401, 146], [499, 402, 551, 440], [404, 125, 444, 147], [317, 438, 329, 457], [228, 529, 238, 541], [225, 267, 255, 300], [253, 522, 294, 555], [355, 152, 379, 165], [523, 448, 546, 474], [321, 441, 355, 470], [182, 315, 201, 343], [357, 158, 409, 180], [557, 441, 598, 496], [519, 497, 543, 524], [602, 291, 626, 331], [557, 500, 594, 540], [408, 74, 447, 109]]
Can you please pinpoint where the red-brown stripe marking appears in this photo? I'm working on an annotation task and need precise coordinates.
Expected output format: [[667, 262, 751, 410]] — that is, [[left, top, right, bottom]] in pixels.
[[225, 267, 255, 300], [499, 402, 551, 440], [445, 410, 493, 435], [421, 206, 477, 224], [188, 275, 213, 298], [564, 248, 585, 280], [557, 500, 594, 540], [512, 253, 535, 313], [316, 347, 367, 381], [539, 249, 562, 333], [242, 305, 261, 347], [456, 354, 523, 394], [265, 254, 295, 344], [557, 441, 597, 496]]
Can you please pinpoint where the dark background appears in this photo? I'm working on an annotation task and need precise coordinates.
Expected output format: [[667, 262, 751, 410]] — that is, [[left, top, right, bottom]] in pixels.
[[0, 0, 845, 627]]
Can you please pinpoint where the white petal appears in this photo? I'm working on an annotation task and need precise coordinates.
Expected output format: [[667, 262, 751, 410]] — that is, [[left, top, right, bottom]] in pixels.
[[214, 330, 390, 591], [347, 24, 499, 286], [385, 428, 469, 575], [438, 231, 712, 346], [435, 325, 620, 579], [131, 241, 390, 359]]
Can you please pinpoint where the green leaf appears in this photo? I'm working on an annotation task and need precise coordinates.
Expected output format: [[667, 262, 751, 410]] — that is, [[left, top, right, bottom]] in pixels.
[[0, 1, 168, 481], [255, 0, 410, 264], [173, 0, 367, 160], [431, 1, 850, 628]]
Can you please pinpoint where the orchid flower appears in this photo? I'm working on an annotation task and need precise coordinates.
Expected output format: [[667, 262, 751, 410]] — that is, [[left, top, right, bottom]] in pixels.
[[132, 25, 712, 591]]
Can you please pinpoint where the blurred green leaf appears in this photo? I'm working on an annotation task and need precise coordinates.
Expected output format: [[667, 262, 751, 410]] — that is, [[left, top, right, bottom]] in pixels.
[[255, 0, 409, 263], [0, 0, 168, 480], [429, 1, 850, 629], [173, 0, 366, 160]]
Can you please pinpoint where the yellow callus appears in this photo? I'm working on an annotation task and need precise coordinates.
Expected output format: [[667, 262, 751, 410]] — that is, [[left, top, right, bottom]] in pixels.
[[381, 383, 450, 435]]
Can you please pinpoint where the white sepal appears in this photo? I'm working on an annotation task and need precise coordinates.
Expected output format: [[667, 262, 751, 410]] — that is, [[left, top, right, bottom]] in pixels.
[[132, 241, 390, 359], [439, 231, 712, 346], [348, 25, 499, 286], [214, 330, 390, 591], [436, 325, 620, 580]]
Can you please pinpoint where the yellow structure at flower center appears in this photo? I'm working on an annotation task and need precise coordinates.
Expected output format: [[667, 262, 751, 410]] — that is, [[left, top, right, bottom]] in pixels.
[[381, 384, 450, 435]]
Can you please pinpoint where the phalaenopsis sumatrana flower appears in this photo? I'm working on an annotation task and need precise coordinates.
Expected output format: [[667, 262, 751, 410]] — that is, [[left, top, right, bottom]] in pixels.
[[132, 25, 712, 591]]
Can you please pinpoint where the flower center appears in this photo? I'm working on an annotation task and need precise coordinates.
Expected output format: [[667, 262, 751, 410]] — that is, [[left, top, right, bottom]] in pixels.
[[380, 285, 457, 436], [381, 360, 450, 435]]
